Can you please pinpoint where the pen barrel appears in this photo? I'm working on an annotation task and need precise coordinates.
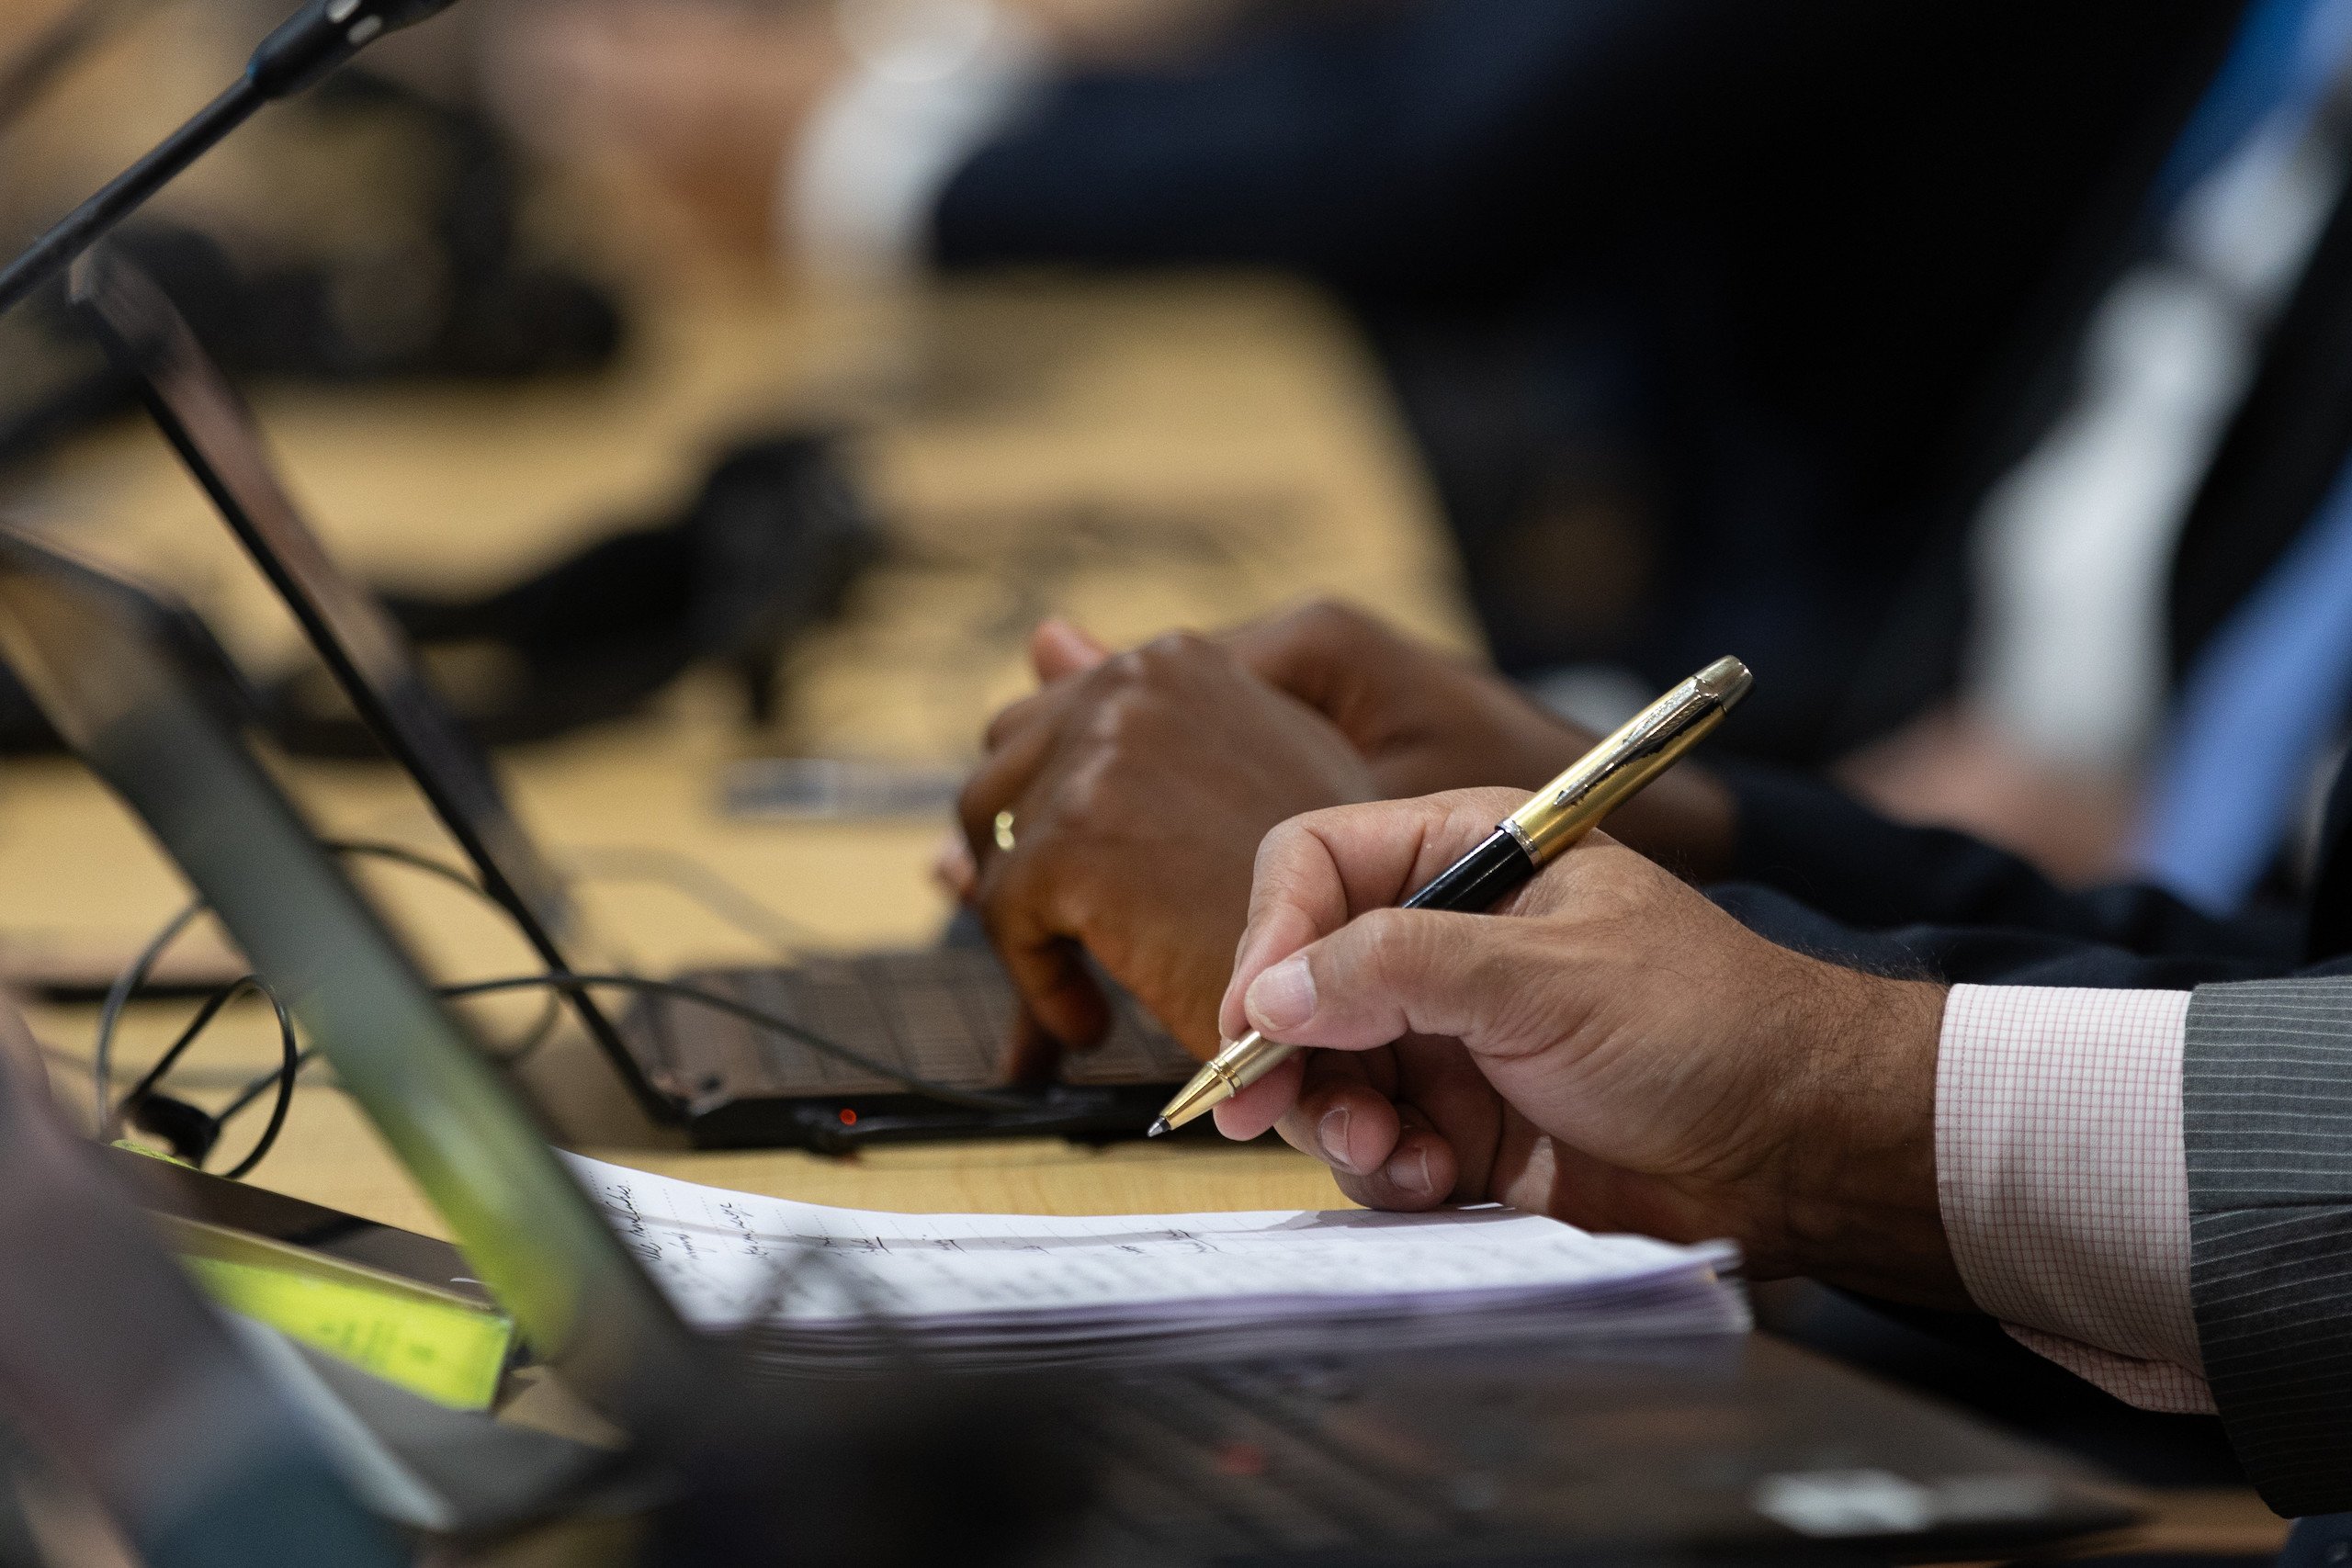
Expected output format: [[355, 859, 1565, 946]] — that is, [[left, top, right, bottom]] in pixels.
[[1504, 655, 1749, 862], [1400, 827, 1536, 915], [1223, 1039, 1293, 1095]]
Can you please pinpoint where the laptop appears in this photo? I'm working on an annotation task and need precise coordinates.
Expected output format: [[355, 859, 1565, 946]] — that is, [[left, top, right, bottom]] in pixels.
[[0, 524, 2149, 1564], [0, 980, 404, 1567], [69, 243, 1195, 1151]]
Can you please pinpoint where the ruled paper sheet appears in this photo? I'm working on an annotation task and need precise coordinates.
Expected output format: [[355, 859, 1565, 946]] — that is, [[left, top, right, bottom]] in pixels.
[[562, 1154, 1745, 1367]]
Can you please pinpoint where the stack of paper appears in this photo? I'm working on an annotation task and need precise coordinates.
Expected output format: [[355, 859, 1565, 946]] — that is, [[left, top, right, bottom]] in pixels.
[[564, 1155, 1747, 1371]]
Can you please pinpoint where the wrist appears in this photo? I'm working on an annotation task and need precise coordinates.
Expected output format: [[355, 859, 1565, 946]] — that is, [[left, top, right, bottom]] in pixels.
[[1769, 969, 1965, 1306]]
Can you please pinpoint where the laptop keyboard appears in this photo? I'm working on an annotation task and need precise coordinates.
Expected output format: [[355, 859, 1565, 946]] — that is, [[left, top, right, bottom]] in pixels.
[[641, 948, 1196, 1100]]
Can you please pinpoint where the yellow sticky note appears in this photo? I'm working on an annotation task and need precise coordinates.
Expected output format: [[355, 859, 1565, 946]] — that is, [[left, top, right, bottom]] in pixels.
[[182, 1254, 514, 1411]]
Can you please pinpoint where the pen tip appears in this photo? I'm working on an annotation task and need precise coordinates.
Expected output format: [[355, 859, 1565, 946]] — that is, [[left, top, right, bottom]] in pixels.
[[1146, 1118, 1170, 1139]]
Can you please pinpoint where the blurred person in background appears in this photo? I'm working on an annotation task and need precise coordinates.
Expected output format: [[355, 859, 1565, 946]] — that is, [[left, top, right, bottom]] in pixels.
[[478, 0, 2245, 771], [490, 0, 2352, 942], [1846, 0, 2352, 901]]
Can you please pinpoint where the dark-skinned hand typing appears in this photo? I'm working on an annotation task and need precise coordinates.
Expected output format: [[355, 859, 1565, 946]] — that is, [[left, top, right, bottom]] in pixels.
[[950, 603, 1738, 1081]]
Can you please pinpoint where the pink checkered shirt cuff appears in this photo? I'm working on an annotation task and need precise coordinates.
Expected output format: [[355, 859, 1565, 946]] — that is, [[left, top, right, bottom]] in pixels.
[[1935, 985, 2211, 1414]]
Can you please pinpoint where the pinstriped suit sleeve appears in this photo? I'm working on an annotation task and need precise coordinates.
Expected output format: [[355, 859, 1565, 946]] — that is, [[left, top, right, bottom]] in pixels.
[[2186, 979, 2352, 1518]]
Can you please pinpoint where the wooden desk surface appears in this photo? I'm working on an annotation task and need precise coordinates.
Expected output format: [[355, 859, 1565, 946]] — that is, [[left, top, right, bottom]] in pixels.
[[0, 269, 1472, 1235]]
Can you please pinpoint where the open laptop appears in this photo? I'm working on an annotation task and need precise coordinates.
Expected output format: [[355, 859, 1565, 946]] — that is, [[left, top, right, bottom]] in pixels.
[[69, 243, 1194, 1151], [0, 980, 404, 1567], [0, 524, 2149, 1564]]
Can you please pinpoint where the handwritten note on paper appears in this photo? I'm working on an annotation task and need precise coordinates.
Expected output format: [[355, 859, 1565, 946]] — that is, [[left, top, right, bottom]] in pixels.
[[563, 1154, 1745, 1369]]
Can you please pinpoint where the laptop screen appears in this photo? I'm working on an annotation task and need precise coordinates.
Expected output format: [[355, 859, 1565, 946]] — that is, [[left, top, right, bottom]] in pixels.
[[0, 988, 404, 1565], [0, 524, 704, 1418], [68, 245, 665, 1115]]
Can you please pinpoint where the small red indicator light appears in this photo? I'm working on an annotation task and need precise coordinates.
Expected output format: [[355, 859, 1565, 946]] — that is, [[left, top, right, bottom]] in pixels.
[[839, 1109, 858, 1125]]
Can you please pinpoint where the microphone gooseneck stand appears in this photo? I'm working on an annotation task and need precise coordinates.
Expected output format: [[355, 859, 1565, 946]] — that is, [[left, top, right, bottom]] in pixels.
[[0, 0, 464, 321]]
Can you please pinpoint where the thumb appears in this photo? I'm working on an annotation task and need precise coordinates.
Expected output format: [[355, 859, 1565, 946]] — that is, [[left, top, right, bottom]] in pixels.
[[1241, 908, 1510, 1054], [1030, 618, 1111, 682]]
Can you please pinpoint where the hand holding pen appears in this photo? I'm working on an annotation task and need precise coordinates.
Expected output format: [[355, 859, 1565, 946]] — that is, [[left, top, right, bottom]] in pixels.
[[1183, 654, 1959, 1300], [1152, 658, 1752, 1136]]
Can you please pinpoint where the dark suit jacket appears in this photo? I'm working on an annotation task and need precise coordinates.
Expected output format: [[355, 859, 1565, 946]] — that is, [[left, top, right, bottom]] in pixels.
[[1711, 761, 2305, 987]]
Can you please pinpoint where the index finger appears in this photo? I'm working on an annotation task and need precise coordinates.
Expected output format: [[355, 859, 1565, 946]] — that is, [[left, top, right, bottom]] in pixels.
[[1218, 787, 1528, 1041]]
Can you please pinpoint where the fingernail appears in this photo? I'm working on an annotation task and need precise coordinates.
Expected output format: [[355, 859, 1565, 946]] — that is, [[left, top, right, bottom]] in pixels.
[[1385, 1146, 1432, 1197], [1318, 1105, 1351, 1169], [1246, 954, 1316, 1032]]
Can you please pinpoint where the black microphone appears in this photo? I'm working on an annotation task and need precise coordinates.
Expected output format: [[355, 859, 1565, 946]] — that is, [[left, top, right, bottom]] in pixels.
[[0, 0, 464, 321]]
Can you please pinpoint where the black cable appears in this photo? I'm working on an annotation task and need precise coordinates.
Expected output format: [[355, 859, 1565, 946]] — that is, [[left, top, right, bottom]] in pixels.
[[133, 960, 1030, 1179], [165, 840, 1015, 1112], [162, 964, 1033, 1168], [214, 982, 299, 1180], [212, 1042, 310, 1122], [93, 897, 205, 1134], [320, 839, 564, 1058], [96, 840, 548, 1140], [435, 973, 1034, 1113], [107, 851, 1036, 1168], [95, 843, 501, 1111], [118, 977, 261, 1111], [323, 840, 564, 1057], [116, 974, 300, 1179]]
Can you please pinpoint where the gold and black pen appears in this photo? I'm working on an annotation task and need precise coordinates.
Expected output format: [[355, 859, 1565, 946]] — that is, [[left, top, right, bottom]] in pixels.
[[1147, 655, 1753, 1137]]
